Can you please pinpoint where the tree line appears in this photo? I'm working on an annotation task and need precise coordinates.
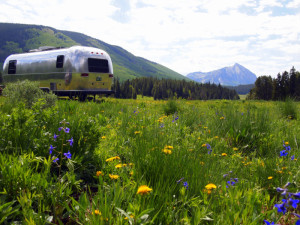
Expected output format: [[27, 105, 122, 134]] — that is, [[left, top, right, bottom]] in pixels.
[[247, 67, 300, 100], [112, 77, 240, 100]]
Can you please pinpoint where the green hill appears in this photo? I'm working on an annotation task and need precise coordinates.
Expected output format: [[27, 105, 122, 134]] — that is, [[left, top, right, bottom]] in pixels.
[[0, 23, 188, 82]]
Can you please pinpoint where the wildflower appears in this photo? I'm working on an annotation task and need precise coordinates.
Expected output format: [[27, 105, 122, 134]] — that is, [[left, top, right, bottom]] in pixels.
[[208, 149, 212, 154], [134, 131, 141, 134], [280, 150, 288, 157], [276, 187, 288, 196], [109, 174, 119, 180], [268, 176, 273, 180], [202, 144, 207, 147], [183, 182, 188, 189], [274, 199, 287, 214], [163, 149, 172, 154], [292, 192, 300, 198], [94, 209, 101, 215], [288, 198, 299, 209], [67, 137, 73, 146], [49, 145, 55, 154], [160, 124, 164, 128], [53, 133, 59, 141], [115, 164, 123, 169], [52, 156, 59, 163], [106, 156, 120, 162], [222, 153, 227, 156], [137, 185, 152, 195], [233, 147, 238, 151], [263, 220, 276, 225], [177, 177, 184, 183], [220, 116, 225, 120], [64, 151, 72, 159], [284, 141, 289, 145], [96, 171, 103, 177], [101, 136, 106, 139], [292, 213, 300, 225], [205, 183, 217, 190]]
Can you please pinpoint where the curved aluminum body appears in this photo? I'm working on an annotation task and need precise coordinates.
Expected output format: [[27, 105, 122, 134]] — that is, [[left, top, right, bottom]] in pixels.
[[2, 46, 114, 97]]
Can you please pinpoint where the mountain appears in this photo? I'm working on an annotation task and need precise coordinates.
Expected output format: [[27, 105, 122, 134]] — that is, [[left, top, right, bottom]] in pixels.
[[186, 63, 257, 86], [0, 23, 188, 82]]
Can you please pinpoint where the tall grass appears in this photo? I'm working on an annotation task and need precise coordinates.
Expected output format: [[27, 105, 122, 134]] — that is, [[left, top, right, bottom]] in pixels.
[[0, 97, 299, 224]]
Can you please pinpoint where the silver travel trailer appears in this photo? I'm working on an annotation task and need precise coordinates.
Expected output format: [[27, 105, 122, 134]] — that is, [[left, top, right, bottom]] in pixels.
[[2, 46, 114, 100]]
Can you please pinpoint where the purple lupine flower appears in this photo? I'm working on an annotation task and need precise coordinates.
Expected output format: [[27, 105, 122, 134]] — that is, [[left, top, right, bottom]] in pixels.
[[274, 199, 287, 214], [52, 156, 59, 163], [177, 177, 184, 183], [183, 182, 188, 189], [280, 150, 288, 157], [64, 151, 72, 159], [292, 192, 300, 198], [49, 145, 55, 154], [58, 127, 63, 132], [67, 137, 74, 146], [288, 198, 299, 208], [54, 133, 59, 141]]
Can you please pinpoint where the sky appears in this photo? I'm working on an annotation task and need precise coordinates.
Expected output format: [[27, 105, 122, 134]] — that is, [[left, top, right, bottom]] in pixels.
[[0, 0, 300, 77]]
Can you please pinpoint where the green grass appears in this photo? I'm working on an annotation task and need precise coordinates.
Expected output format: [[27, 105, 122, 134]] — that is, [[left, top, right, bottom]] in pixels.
[[0, 97, 299, 224]]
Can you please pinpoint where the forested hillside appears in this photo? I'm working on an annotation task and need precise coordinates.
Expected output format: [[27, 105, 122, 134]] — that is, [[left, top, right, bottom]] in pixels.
[[248, 67, 300, 100], [112, 77, 240, 100], [0, 23, 187, 81]]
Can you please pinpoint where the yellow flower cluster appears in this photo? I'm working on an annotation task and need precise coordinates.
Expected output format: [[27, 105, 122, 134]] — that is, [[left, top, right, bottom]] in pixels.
[[109, 174, 119, 180], [162, 145, 173, 154], [158, 115, 168, 123], [96, 171, 103, 177], [204, 183, 217, 194], [115, 163, 127, 169], [137, 185, 152, 195], [106, 156, 120, 162]]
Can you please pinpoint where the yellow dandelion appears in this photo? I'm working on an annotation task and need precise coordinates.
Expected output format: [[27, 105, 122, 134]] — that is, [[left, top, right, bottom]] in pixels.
[[105, 156, 120, 162], [277, 170, 283, 174], [205, 183, 217, 190], [165, 145, 173, 149], [233, 147, 238, 151], [101, 136, 106, 139], [94, 209, 101, 215], [268, 176, 273, 180], [115, 164, 123, 169], [220, 116, 225, 120], [221, 153, 227, 156], [137, 185, 152, 195], [96, 171, 103, 177], [134, 131, 141, 134], [202, 144, 207, 147], [284, 141, 289, 145], [130, 171, 134, 176], [109, 174, 119, 180], [163, 149, 172, 154]]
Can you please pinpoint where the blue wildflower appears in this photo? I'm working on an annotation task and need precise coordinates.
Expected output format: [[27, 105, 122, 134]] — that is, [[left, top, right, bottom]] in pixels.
[[52, 156, 59, 163], [263, 220, 274, 225], [58, 127, 63, 132], [276, 187, 288, 196], [64, 127, 70, 133], [274, 199, 287, 214], [177, 177, 184, 183], [280, 150, 288, 157], [64, 151, 72, 159], [183, 182, 188, 189], [208, 149, 212, 154], [291, 155, 295, 160], [292, 213, 300, 225], [54, 133, 59, 141], [292, 192, 300, 198], [206, 144, 211, 149], [288, 198, 299, 208], [160, 124, 164, 128], [67, 137, 74, 146], [285, 146, 291, 151], [49, 145, 55, 154]]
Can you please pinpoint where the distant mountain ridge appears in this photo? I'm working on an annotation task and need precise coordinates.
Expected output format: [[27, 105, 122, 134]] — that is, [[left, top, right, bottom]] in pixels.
[[186, 63, 257, 86], [0, 23, 188, 82]]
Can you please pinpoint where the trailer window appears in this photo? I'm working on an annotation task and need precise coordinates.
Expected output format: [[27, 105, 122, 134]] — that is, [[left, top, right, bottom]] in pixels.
[[56, 55, 64, 68], [88, 58, 109, 73], [8, 60, 17, 74]]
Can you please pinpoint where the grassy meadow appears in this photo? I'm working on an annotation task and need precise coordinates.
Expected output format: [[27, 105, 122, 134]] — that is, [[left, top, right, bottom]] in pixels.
[[0, 97, 299, 224]]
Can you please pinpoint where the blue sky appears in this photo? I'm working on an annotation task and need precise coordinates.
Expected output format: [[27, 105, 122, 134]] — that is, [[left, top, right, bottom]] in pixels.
[[0, 0, 299, 77]]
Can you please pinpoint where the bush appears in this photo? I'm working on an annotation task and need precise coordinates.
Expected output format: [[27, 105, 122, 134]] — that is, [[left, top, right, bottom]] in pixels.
[[163, 100, 180, 115], [3, 80, 57, 109]]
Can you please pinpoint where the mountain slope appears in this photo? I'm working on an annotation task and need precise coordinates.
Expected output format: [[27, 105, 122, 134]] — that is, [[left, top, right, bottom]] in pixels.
[[187, 63, 257, 86], [0, 23, 188, 82]]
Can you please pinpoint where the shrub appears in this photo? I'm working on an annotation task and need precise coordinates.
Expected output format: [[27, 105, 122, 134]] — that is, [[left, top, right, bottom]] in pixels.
[[3, 80, 57, 109], [163, 100, 180, 115]]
